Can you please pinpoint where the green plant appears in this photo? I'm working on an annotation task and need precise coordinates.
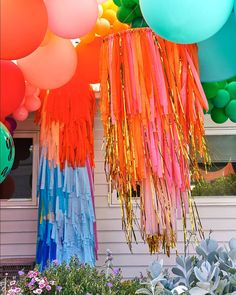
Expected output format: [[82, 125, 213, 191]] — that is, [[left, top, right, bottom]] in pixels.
[[191, 174, 236, 196]]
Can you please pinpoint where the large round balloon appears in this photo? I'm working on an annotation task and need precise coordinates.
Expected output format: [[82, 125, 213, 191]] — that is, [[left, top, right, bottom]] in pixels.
[[0, 0, 48, 60], [0, 123, 15, 184], [225, 100, 236, 121], [0, 61, 26, 121], [17, 35, 77, 90], [198, 14, 236, 82], [45, 0, 98, 39], [140, 0, 234, 44]]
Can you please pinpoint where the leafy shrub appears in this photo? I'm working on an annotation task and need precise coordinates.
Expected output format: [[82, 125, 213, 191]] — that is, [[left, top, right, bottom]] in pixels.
[[191, 174, 236, 196]]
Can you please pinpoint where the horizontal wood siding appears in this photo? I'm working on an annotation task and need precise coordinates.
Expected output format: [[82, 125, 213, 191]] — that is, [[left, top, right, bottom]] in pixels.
[[0, 112, 235, 280]]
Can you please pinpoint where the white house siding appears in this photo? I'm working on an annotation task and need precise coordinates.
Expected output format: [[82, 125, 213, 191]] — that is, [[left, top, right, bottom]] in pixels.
[[1, 112, 236, 280]]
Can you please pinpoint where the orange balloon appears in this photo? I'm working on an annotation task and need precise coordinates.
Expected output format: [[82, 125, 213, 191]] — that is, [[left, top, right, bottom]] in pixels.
[[0, 0, 48, 60], [102, 9, 117, 24], [113, 20, 129, 32], [80, 30, 96, 44], [76, 37, 102, 84], [17, 35, 77, 90], [95, 18, 111, 36]]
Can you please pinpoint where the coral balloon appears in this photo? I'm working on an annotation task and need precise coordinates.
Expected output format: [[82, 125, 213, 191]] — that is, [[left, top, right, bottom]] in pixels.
[[13, 106, 29, 122], [140, 0, 234, 44], [44, 0, 98, 39], [76, 37, 103, 84], [0, 61, 26, 121], [0, 122, 15, 184], [0, 0, 48, 60], [24, 95, 41, 112], [95, 18, 111, 36], [17, 35, 77, 90]]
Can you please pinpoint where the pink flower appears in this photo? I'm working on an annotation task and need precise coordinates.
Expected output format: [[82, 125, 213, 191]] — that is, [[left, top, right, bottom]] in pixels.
[[33, 289, 43, 294], [39, 283, 45, 289], [10, 281, 16, 286], [46, 285, 51, 291], [15, 288, 22, 293]]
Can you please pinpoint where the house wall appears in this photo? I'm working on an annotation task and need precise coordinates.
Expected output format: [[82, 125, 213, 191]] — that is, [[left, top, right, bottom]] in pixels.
[[1, 112, 236, 279]]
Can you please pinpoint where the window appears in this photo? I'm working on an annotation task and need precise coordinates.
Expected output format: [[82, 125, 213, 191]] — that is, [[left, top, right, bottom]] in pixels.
[[0, 131, 39, 207], [191, 119, 236, 197]]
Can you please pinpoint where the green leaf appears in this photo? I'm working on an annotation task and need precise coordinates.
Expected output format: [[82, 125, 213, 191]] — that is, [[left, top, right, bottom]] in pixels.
[[135, 288, 152, 295]]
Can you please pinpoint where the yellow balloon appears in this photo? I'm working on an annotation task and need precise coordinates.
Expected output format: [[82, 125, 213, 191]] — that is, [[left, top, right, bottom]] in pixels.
[[102, 0, 113, 10], [102, 9, 117, 24], [95, 18, 111, 36], [98, 4, 103, 17]]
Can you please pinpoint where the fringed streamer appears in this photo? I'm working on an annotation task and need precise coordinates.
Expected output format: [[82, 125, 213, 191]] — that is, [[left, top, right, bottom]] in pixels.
[[100, 28, 209, 254], [36, 75, 97, 268], [36, 152, 96, 270]]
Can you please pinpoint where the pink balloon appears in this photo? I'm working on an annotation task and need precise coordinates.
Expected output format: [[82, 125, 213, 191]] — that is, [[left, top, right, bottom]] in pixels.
[[13, 106, 29, 121], [17, 35, 77, 89], [97, 0, 107, 3], [44, 0, 98, 39], [24, 95, 41, 112]]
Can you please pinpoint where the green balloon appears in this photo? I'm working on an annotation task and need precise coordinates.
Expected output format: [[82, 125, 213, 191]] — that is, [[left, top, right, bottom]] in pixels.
[[212, 89, 230, 108], [131, 17, 148, 28], [122, 0, 136, 8], [227, 76, 236, 83], [225, 99, 236, 121], [134, 5, 142, 17], [202, 82, 219, 99], [113, 0, 121, 6], [133, 0, 139, 3], [211, 108, 228, 124], [0, 122, 15, 184], [217, 80, 227, 89], [117, 5, 136, 23], [207, 100, 214, 114], [226, 81, 236, 99]]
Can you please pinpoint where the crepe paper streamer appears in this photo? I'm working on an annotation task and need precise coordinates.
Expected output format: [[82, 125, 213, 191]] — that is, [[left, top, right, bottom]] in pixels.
[[100, 28, 209, 255], [36, 78, 97, 269], [36, 154, 96, 270]]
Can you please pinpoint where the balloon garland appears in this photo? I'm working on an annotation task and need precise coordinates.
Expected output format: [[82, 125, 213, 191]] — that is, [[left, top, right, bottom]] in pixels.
[[202, 77, 236, 123], [100, 28, 209, 254]]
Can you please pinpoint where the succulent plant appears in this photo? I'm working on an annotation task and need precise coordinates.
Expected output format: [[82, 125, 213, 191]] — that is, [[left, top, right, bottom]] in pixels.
[[172, 256, 194, 288]]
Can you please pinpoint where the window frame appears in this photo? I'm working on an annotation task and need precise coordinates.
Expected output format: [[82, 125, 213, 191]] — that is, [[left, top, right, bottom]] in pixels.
[[0, 130, 39, 208]]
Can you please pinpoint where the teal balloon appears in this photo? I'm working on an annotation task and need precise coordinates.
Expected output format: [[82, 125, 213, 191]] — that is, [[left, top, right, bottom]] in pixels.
[[212, 89, 230, 108], [140, 0, 234, 44], [132, 17, 148, 28], [226, 82, 236, 99], [225, 99, 236, 121], [0, 122, 15, 184], [198, 14, 236, 82], [211, 108, 228, 124], [117, 6, 136, 23], [202, 82, 219, 99]]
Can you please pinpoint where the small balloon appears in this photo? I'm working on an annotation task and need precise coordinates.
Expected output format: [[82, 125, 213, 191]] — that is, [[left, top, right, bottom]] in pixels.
[[0, 122, 15, 184], [211, 108, 228, 124], [13, 106, 29, 122], [225, 99, 236, 121], [98, 4, 104, 17], [103, 9, 117, 24], [202, 82, 219, 99], [5, 117, 17, 132], [24, 95, 41, 112], [113, 20, 129, 32], [117, 5, 136, 23], [95, 18, 111, 36], [132, 17, 148, 28], [217, 81, 227, 89], [226, 82, 236, 99], [212, 89, 230, 108]]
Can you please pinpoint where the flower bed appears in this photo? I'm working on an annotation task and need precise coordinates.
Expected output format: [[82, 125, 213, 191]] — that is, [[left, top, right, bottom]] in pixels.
[[2, 237, 236, 295]]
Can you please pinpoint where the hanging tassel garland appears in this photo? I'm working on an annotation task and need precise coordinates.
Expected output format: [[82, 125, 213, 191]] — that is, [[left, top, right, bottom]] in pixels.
[[100, 28, 209, 254]]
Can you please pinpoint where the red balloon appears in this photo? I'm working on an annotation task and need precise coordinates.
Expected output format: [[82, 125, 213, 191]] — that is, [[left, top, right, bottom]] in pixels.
[[76, 37, 103, 84], [0, 0, 48, 60], [0, 61, 26, 121]]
